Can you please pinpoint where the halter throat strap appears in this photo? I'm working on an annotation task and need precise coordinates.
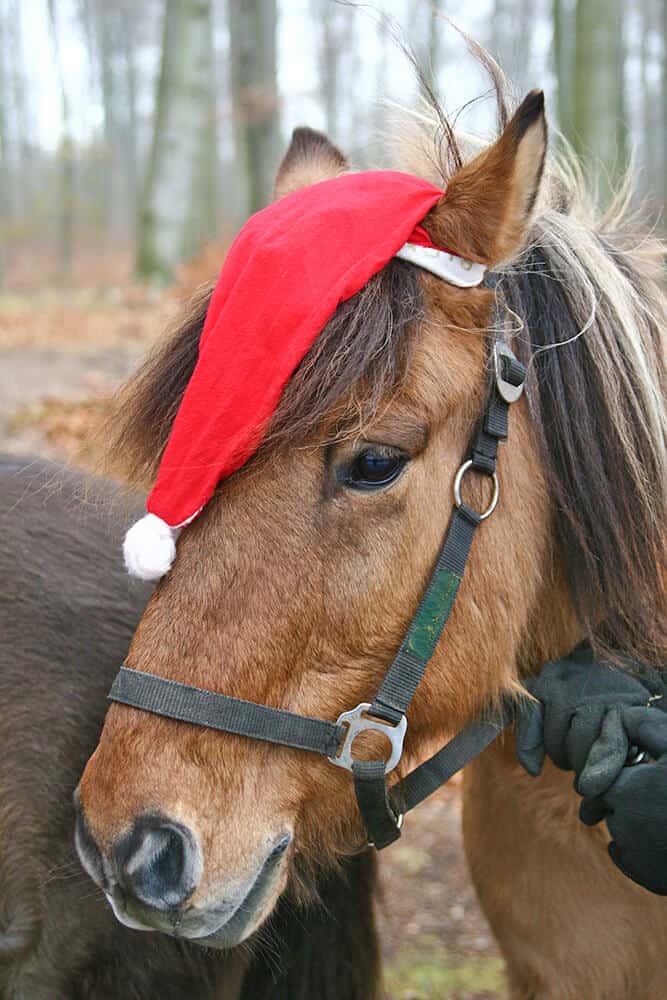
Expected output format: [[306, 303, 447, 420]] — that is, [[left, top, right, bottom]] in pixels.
[[109, 337, 526, 850]]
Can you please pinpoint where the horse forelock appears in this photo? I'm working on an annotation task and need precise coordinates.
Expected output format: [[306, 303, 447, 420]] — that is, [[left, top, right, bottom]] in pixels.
[[99, 262, 425, 490]]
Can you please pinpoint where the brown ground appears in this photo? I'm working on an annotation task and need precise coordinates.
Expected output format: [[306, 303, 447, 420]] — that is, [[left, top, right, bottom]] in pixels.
[[0, 286, 505, 1000]]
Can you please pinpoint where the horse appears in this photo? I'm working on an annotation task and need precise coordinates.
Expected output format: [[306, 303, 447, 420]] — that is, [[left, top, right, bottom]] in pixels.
[[75, 70, 666, 999], [0, 456, 379, 999]]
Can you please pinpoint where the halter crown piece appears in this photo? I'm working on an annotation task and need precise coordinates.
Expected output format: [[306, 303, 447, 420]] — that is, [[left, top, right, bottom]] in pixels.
[[123, 171, 486, 581]]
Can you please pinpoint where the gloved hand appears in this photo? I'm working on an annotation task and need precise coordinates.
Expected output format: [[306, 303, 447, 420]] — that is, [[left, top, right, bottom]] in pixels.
[[579, 707, 667, 894], [516, 644, 664, 797]]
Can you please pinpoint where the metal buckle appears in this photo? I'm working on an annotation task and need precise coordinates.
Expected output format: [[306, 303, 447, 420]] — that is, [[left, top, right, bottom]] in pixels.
[[494, 342, 525, 404], [328, 703, 407, 774], [454, 460, 499, 520]]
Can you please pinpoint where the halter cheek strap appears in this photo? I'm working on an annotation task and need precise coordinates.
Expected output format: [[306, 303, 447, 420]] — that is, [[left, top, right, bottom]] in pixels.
[[109, 339, 526, 850], [350, 338, 524, 845]]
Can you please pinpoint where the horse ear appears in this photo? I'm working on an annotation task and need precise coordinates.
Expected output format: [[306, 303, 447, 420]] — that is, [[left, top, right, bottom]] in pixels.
[[274, 127, 349, 200], [427, 90, 547, 266]]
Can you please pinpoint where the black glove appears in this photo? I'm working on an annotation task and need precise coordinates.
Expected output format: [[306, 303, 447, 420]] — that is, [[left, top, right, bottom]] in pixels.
[[516, 644, 663, 797], [580, 707, 667, 895]]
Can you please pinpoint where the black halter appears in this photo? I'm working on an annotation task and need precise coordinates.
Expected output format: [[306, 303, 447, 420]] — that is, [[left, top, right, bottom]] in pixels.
[[109, 339, 526, 849]]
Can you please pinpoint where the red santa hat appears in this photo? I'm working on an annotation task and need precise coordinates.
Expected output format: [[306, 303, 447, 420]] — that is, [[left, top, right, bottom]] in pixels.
[[123, 170, 486, 580]]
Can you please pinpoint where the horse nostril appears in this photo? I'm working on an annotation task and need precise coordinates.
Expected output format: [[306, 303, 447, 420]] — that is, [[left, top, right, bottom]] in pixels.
[[114, 816, 202, 911]]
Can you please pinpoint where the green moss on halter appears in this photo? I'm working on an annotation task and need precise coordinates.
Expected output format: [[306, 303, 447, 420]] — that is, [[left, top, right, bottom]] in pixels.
[[406, 568, 460, 661]]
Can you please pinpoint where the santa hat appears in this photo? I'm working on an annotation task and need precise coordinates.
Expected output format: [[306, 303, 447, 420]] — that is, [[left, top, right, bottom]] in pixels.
[[123, 170, 486, 580]]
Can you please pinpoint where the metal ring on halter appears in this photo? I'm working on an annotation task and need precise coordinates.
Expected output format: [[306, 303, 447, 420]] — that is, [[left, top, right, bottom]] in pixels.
[[328, 703, 407, 774], [454, 460, 499, 520]]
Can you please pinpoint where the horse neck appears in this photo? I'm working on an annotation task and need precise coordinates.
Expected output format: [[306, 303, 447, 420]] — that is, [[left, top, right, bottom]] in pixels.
[[518, 547, 583, 678]]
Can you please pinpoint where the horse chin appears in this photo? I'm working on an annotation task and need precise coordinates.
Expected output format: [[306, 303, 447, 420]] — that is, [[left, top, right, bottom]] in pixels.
[[184, 898, 274, 950], [182, 859, 290, 949]]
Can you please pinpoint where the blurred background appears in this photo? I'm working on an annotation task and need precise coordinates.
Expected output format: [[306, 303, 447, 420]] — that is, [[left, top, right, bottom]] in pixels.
[[1, 0, 665, 289], [0, 2, 665, 997]]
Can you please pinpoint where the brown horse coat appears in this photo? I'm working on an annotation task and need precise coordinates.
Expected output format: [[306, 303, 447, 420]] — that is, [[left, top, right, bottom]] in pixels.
[[0, 455, 379, 999]]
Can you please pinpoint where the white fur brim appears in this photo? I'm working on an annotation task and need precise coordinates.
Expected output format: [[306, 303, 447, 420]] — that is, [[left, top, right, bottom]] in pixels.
[[123, 513, 178, 581]]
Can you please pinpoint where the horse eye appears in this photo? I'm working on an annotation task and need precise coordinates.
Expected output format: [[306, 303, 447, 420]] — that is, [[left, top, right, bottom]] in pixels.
[[342, 447, 407, 491]]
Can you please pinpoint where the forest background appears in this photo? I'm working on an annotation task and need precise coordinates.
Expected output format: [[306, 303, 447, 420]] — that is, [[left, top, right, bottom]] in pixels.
[[2, 0, 664, 287]]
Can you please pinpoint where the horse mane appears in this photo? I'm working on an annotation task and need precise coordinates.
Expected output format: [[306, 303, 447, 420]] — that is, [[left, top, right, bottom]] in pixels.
[[101, 57, 665, 666], [503, 201, 665, 664]]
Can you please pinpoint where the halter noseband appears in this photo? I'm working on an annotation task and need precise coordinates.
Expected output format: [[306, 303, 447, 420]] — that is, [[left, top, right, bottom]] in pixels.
[[109, 333, 525, 850]]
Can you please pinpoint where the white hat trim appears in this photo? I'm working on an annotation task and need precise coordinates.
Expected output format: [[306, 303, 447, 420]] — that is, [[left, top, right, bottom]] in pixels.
[[395, 243, 486, 287]]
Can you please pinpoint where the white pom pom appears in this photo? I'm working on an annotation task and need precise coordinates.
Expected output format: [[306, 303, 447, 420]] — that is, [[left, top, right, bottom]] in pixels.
[[123, 514, 178, 581]]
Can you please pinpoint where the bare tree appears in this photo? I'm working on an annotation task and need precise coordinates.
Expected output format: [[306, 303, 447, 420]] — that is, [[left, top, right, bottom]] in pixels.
[[0, 0, 8, 286], [77, 0, 155, 242], [185, 20, 220, 255], [640, 0, 657, 198], [228, 0, 280, 217], [310, 0, 354, 139], [552, 0, 572, 136], [8, 0, 30, 223], [658, 0, 667, 222], [489, 0, 511, 79], [48, 0, 75, 279], [572, 0, 628, 198], [137, 0, 215, 282], [488, 0, 538, 96], [419, 0, 444, 96]]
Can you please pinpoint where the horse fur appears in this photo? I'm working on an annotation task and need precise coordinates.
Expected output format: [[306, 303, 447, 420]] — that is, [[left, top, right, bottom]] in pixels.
[[0, 456, 380, 999]]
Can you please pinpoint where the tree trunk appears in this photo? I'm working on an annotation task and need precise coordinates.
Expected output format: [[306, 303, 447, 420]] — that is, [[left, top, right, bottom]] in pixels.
[[136, 0, 214, 283], [311, 0, 341, 137], [640, 0, 657, 200], [10, 0, 31, 226], [0, 2, 7, 287], [48, 0, 75, 281], [228, 0, 280, 219], [552, 0, 571, 136], [659, 0, 667, 226], [369, 8, 390, 145], [121, 18, 139, 234], [184, 18, 219, 256], [572, 0, 628, 201], [419, 0, 443, 97], [78, 0, 143, 242], [97, 3, 121, 234], [490, 0, 510, 73]]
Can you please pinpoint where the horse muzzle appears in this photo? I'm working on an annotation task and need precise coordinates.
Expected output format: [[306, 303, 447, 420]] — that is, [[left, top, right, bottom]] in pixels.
[[73, 792, 292, 947]]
